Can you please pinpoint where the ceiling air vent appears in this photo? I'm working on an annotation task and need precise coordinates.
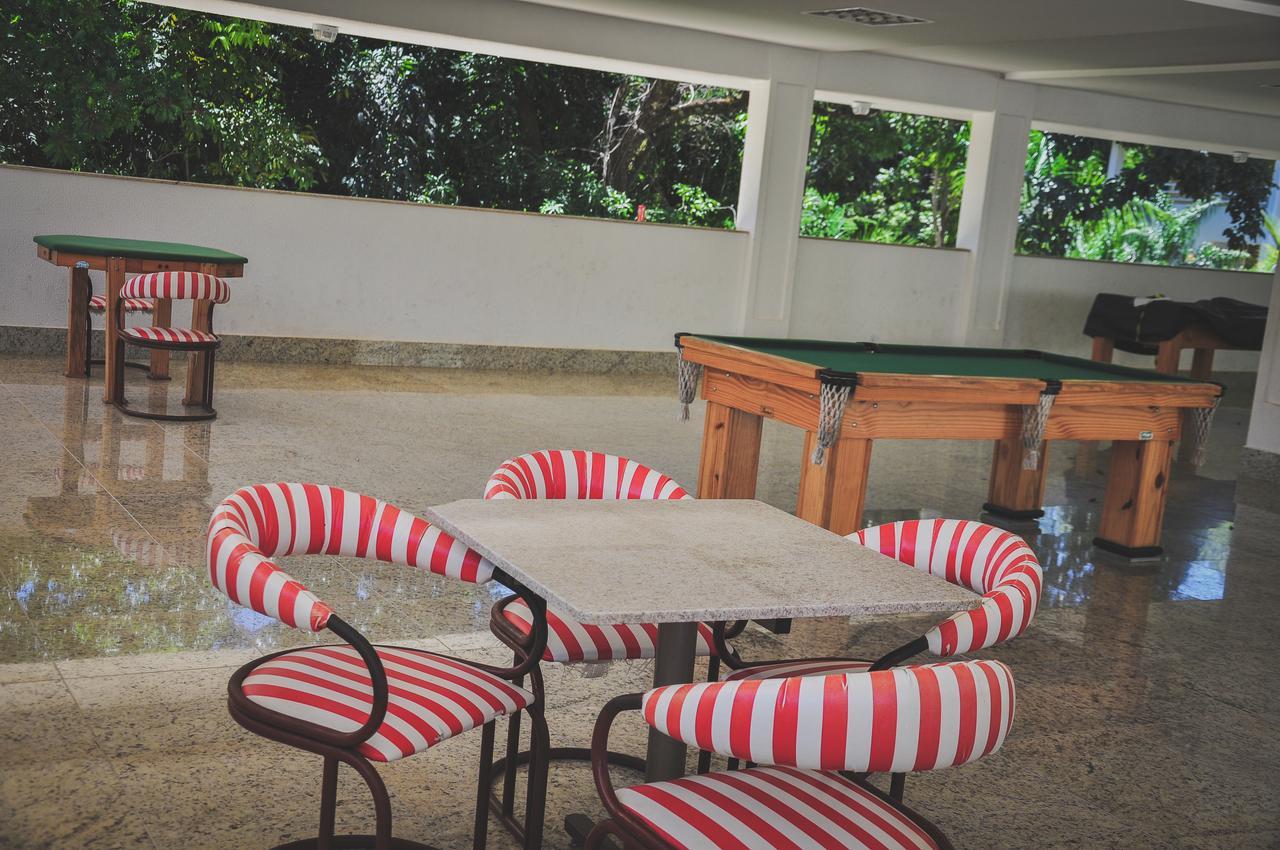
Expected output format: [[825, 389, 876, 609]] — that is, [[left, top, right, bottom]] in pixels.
[[805, 6, 933, 25]]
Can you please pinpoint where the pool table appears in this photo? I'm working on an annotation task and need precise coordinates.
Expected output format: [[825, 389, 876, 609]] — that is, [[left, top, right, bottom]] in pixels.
[[675, 333, 1224, 558]]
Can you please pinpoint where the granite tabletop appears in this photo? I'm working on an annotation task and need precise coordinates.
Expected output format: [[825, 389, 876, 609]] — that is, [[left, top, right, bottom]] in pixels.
[[424, 499, 976, 624]]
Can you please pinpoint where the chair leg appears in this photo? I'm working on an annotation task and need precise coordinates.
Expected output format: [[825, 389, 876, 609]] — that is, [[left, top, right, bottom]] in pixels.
[[474, 721, 495, 850], [501, 699, 523, 819], [318, 755, 338, 850], [522, 703, 551, 850], [203, 348, 217, 416], [889, 771, 906, 802], [344, 752, 394, 850]]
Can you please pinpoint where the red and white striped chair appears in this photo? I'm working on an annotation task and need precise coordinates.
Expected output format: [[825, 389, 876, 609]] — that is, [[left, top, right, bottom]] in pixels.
[[210, 483, 551, 850], [113, 271, 229, 421], [714, 519, 1039, 792], [483, 450, 722, 839], [587, 660, 1016, 850]]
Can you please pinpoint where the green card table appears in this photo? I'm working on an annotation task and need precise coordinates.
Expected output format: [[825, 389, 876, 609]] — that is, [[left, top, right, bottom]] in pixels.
[[675, 333, 1223, 558], [34, 235, 246, 405]]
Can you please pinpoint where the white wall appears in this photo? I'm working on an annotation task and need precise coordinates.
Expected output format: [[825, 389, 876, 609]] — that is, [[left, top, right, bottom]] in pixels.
[[1004, 254, 1272, 370], [0, 165, 746, 351], [789, 238, 969, 344], [1246, 265, 1280, 453]]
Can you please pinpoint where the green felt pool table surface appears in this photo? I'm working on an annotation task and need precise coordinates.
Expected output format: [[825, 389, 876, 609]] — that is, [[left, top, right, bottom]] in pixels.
[[687, 334, 1210, 385]]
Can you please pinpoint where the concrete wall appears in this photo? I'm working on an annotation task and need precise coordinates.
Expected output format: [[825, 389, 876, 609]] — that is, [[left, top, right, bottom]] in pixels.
[[1005, 255, 1270, 370], [0, 165, 746, 351], [1247, 265, 1280, 453], [790, 238, 969, 343], [3, 164, 1273, 368]]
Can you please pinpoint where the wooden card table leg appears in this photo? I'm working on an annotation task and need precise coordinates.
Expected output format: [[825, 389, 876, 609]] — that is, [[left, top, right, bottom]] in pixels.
[[103, 257, 126, 404], [65, 265, 91, 378], [148, 298, 172, 380], [646, 622, 698, 782], [1154, 340, 1181, 375], [1090, 336, 1115, 365], [696, 401, 762, 499], [796, 433, 872, 536], [984, 437, 1048, 520], [1095, 438, 1173, 558], [1190, 348, 1215, 381]]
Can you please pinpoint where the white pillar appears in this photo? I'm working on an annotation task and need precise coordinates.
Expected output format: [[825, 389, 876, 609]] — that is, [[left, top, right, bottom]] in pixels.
[[734, 50, 816, 337], [954, 94, 1033, 346], [1246, 266, 1280, 453]]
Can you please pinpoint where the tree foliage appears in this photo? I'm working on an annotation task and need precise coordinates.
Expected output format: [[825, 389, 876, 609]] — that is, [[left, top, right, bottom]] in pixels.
[[1017, 130, 1277, 257], [803, 105, 969, 247], [1, 0, 746, 226]]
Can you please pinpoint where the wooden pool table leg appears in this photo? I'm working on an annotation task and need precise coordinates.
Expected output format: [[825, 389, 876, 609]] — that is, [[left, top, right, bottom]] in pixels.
[[1154, 340, 1181, 375], [796, 433, 872, 536], [983, 437, 1048, 520], [1090, 336, 1114, 364], [1189, 348, 1215, 381], [1095, 438, 1172, 559], [65, 264, 91, 378], [696, 402, 763, 499]]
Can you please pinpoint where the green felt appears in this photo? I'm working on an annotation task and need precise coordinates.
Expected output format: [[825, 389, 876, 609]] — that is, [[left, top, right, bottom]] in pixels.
[[34, 234, 247, 264], [691, 334, 1203, 384]]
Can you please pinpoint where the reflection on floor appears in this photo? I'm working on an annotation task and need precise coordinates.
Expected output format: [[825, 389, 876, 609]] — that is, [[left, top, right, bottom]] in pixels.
[[1, 355, 1277, 849]]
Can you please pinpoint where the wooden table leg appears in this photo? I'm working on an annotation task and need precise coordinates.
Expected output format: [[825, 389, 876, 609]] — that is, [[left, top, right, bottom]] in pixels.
[[183, 266, 215, 405], [696, 401, 763, 499], [1154, 340, 1180, 374], [103, 257, 126, 404], [646, 622, 698, 782], [65, 265, 91, 378], [1077, 338, 1115, 477], [1189, 348, 1215, 381], [1095, 438, 1173, 558], [148, 298, 172, 380], [983, 437, 1048, 519], [796, 433, 872, 535], [1090, 336, 1114, 364]]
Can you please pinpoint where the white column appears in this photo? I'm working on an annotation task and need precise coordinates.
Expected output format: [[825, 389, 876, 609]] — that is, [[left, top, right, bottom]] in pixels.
[[1246, 266, 1280, 453], [734, 50, 816, 337], [954, 94, 1033, 346]]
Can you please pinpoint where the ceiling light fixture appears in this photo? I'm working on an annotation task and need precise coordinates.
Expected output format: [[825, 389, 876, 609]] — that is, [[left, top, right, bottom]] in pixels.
[[312, 23, 339, 43], [851, 101, 873, 116], [806, 6, 933, 26], [1232, 151, 1250, 163]]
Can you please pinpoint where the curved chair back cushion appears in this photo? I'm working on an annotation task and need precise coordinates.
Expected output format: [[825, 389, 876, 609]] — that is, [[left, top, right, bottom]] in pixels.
[[484, 449, 690, 501], [208, 482, 493, 632], [123, 270, 231, 303], [855, 519, 1042, 656], [644, 660, 1015, 774]]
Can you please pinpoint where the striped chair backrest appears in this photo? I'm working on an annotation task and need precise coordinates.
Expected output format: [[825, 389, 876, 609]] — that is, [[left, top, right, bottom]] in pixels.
[[854, 519, 1042, 656], [207, 483, 494, 632], [483, 449, 690, 501], [641, 660, 1015, 773], [123, 271, 230, 303]]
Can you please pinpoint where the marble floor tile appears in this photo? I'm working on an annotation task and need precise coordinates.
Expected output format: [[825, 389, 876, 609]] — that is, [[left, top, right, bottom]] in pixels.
[[3, 353, 1280, 849]]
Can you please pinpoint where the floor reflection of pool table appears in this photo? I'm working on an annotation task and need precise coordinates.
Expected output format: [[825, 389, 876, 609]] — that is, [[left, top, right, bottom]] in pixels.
[[675, 334, 1223, 558]]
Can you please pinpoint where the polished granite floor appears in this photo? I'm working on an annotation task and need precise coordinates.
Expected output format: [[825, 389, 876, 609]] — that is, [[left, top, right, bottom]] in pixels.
[[0, 353, 1277, 850]]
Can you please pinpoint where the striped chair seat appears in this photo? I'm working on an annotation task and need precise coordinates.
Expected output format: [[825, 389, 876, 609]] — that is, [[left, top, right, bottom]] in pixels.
[[121, 326, 218, 345], [503, 597, 716, 663], [240, 644, 534, 763], [722, 658, 872, 682], [88, 294, 154, 312], [615, 766, 939, 849]]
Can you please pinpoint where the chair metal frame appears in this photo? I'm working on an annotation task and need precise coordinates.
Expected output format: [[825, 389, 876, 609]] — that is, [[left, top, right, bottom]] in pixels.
[[113, 303, 219, 421]]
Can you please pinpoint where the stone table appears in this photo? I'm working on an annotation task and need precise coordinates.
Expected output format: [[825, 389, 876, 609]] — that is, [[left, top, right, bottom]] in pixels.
[[424, 498, 976, 782]]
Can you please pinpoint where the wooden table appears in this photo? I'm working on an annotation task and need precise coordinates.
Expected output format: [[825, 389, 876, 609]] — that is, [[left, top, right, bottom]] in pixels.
[[34, 235, 246, 405], [677, 333, 1223, 558], [423, 498, 975, 783]]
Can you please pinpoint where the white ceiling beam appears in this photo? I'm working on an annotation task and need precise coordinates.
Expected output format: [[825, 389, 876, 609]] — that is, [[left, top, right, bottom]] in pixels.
[[1008, 59, 1280, 81], [1182, 0, 1280, 17]]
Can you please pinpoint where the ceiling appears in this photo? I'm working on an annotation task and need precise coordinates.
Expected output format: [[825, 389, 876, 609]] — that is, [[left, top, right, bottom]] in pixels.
[[514, 0, 1280, 116]]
